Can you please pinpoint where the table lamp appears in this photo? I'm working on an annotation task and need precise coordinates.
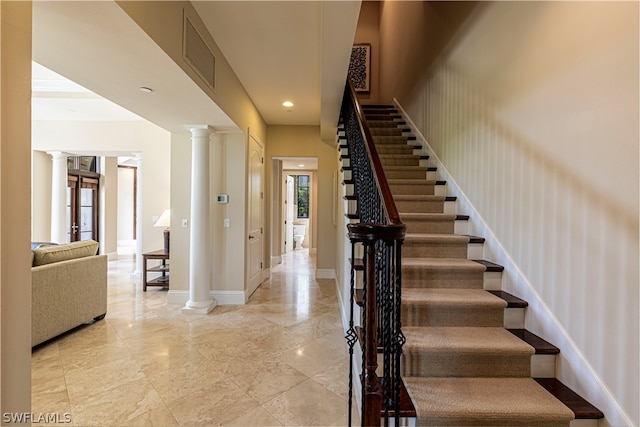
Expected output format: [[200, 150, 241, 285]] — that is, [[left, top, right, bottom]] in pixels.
[[154, 209, 171, 254]]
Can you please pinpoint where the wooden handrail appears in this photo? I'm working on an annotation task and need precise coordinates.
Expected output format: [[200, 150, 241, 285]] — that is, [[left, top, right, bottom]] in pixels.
[[347, 80, 402, 226]]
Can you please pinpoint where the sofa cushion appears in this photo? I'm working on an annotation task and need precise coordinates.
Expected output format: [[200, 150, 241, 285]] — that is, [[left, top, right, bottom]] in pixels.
[[32, 240, 99, 266]]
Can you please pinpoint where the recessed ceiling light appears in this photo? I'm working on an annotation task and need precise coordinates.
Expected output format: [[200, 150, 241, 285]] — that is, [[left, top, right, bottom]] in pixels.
[[298, 164, 305, 168], [282, 101, 294, 108], [139, 87, 153, 93]]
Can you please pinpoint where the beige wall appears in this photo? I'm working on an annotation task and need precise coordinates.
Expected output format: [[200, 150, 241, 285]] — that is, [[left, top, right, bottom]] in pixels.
[[266, 126, 337, 274], [117, 1, 266, 144], [377, 2, 639, 425], [169, 131, 247, 303], [117, 2, 267, 300], [1, 0, 33, 417], [353, 1, 381, 105]]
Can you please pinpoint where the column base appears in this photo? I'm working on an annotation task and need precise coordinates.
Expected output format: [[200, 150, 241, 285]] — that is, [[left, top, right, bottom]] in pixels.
[[181, 298, 217, 315]]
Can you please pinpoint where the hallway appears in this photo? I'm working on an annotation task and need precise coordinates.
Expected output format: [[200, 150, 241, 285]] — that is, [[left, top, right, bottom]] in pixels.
[[31, 250, 351, 426]]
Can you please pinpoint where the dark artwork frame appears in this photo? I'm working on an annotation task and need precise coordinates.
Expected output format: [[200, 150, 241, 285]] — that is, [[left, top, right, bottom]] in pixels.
[[349, 43, 371, 93]]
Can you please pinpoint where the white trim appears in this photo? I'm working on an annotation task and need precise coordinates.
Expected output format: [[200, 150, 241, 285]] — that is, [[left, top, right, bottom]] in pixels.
[[212, 290, 246, 305], [167, 289, 247, 306], [167, 290, 189, 306], [261, 268, 271, 283], [315, 268, 335, 279], [393, 98, 633, 427], [271, 255, 282, 266]]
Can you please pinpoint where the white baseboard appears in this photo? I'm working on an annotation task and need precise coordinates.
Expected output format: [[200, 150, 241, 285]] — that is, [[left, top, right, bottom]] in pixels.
[[271, 255, 282, 266], [167, 290, 246, 306], [315, 269, 336, 279], [310, 247, 317, 254], [261, 268, 271, 283], [212, 290, 246, 305]]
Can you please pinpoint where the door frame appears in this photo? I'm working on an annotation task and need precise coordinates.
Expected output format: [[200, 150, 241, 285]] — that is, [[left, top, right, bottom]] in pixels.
[[246, 131, 265, 298], [67, 169, 100, 243]]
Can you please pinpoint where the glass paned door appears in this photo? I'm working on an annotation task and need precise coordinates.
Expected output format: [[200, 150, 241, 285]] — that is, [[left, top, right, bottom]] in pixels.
[[67, 173, 99, 242]]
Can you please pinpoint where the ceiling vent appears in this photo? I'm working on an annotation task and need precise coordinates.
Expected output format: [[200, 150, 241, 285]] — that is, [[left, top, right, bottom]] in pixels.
[[183, 15, 215, 91]]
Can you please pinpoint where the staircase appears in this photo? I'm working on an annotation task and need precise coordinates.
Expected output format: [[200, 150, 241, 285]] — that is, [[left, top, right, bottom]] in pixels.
[[340, 104, 604, 426]]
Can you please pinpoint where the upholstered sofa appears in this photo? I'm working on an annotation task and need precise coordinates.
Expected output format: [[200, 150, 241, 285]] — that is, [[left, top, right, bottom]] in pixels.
[[31, 240, 107, 347]]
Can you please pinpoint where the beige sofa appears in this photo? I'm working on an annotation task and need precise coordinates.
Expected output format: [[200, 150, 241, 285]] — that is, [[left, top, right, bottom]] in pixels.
[[31, 240, 108, 347]]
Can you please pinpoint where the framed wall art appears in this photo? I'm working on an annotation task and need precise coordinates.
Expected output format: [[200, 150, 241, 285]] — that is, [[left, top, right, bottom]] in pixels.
[[349, 43, 371, 93]]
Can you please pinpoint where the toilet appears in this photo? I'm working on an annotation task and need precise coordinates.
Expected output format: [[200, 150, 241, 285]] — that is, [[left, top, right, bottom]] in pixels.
[[293, 224, 306, 250]]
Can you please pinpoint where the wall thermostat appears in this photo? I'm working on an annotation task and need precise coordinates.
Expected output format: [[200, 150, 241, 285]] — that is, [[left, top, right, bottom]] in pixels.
[[216, 194, 229, 203]]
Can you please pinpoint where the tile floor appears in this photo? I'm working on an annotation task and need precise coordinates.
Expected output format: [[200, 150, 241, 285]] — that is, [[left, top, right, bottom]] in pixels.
[[31, 249, 356, 426]]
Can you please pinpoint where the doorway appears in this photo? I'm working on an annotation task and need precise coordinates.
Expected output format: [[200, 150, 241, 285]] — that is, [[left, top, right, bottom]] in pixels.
[[273, 157, 318, 262], [67, 161, 100, 243]]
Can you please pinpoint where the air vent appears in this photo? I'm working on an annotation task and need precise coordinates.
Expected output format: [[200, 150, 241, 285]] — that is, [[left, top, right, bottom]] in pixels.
[[183, 15, 215, 91]]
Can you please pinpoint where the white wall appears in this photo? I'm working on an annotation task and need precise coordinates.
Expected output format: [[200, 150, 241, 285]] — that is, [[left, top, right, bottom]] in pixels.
[[31, 120, 171, 263], [378, 2, 639, 425], [117, 166, 135, 242]]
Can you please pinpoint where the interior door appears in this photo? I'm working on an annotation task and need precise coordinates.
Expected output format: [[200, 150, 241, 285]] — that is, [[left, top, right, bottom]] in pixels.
[[247, 134, 264, 296], [67, 173, 99, 242], [284, 176, 294, 253]]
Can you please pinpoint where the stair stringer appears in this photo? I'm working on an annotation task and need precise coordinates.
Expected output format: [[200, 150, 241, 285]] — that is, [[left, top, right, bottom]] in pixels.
[[392, 98, 627, 427]]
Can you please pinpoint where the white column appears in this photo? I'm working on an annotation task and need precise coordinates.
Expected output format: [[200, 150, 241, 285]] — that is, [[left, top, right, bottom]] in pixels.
[[48, 151, 68, 243], [182, 126, 217, 314]]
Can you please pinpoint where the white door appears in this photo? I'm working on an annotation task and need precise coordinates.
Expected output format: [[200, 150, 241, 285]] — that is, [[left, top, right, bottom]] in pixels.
[[284, 176, 294, 253], [247, 134, 264, 296]]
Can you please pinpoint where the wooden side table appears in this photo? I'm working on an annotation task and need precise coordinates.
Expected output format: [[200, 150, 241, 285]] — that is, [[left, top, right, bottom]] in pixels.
[[142, 249, 169, 291]]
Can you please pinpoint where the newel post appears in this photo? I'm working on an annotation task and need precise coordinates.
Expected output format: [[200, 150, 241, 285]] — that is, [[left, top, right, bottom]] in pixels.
[[362, 236, 383, 426]]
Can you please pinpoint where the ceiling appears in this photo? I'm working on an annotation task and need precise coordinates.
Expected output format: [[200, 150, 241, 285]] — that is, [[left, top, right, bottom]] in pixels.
[[31, 1, 361, 136]]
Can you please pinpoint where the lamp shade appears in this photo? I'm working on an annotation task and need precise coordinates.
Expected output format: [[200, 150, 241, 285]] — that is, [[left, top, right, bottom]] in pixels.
[[154, 209, 171, 228]]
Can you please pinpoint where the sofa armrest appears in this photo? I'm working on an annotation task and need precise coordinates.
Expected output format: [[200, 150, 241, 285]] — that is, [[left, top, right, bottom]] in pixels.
[[32, 254, 107, 346]]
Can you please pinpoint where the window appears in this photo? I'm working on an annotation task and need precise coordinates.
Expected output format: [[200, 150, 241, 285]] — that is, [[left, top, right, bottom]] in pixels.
[[296, 175, 309, 218]]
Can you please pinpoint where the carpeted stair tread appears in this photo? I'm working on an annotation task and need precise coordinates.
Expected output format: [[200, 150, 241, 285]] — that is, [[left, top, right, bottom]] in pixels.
[[400, 213, 457, 221], [403, 326, 534, 356], [402, 258, 486, 289], [403, 377, 575, 426], [402, 327, 534, 377], [389, 178, 439, 185], [400, 213, 456, 233], [373, 135, 414, 143], [404, 234, 470, 258], [403, 257, 487, 272], [402, 289, 506, 327], [403, 288, 506, 309]]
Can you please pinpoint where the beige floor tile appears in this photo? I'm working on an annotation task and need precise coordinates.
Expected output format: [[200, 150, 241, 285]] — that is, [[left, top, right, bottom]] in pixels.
[[227, 361, 308, 404], [167, 378, 259, 426], [31, 249, 355, 426], [262, 378, 346, 426], [224, 405, 283, 426], [69, 377, 165, 427]]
